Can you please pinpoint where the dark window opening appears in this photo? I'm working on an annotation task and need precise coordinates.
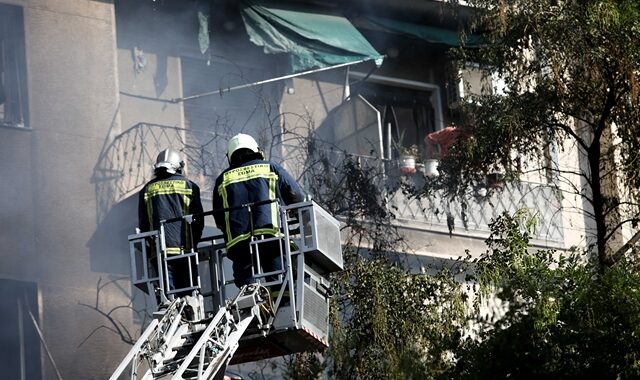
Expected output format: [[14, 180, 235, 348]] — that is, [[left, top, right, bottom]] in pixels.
[[0, 279, 41, 379], [356, 82, 436, 159], [0, 4, 28, 128]]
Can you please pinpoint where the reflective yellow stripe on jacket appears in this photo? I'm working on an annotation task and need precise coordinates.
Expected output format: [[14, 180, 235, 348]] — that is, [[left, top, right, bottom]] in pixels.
[[144, 179, 193, 254], [219, 164, 279, 249]]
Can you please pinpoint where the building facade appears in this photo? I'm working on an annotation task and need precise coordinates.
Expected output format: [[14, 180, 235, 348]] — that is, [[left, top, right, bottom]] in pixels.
[[0, 0, 592, 378]]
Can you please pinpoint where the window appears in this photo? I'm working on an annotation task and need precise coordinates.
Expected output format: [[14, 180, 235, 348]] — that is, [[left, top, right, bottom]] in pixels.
[[0, 279, 41, 379], [352, 74, 444, 160], [447, 63, 504, 109], [0, 4, 28, 128]]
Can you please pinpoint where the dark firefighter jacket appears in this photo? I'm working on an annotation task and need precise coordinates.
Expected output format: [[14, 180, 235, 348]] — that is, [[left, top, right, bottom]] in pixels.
[[213, 159, 305, 250], [138, 172, 204, 254]]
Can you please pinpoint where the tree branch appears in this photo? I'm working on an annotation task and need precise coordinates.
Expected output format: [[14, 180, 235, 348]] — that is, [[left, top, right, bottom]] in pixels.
[[610, 228, 640, 264], [548, 121, 590, 153], [603, 217, 640, 244]]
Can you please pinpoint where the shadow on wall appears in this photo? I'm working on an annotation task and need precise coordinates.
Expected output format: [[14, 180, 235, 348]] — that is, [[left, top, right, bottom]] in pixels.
[[87, 194, 138, 275], [91, 122, 228, 224], [90, 123, 231, 275]]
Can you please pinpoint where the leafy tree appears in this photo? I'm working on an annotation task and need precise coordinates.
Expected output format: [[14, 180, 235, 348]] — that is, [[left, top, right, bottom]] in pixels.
[[282, 353, 324, 380], [327, 253, 467, 380], [450, 210, 640, 379], [424, 2, 640, 377], [440, 0, 640, 266], [281, 137, 469, 379]]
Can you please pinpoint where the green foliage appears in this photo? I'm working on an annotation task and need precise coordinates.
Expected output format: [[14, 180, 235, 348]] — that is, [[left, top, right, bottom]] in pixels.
[[328, 254, 467, 380], [450, 210, 640, 379], [437, 0, 640, 265], [282, 353, 324, 380]]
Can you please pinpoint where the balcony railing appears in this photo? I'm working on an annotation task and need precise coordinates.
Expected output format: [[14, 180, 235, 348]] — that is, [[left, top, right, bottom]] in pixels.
[[387, 176, 565, 246], [290, 147, 565, 247]]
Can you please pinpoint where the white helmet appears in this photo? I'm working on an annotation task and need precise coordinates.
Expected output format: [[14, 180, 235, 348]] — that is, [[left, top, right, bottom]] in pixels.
[[226, 133, 260, 162], [154, 148, 184, 174]]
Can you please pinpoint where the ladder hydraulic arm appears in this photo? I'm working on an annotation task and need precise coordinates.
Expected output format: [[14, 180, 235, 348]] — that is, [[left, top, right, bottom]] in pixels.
[[109, 284, 271, 380]]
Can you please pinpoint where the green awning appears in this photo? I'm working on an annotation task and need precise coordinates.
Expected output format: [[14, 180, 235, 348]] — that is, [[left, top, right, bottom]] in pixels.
[[356, 15, 485, 47], [240, 1, 384, 74]]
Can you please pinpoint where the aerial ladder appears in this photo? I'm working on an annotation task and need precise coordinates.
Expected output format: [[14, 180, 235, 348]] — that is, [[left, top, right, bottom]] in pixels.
[[109, 200, 343, 379]]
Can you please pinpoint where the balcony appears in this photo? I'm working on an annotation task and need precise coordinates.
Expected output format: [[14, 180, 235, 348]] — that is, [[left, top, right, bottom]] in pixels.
[[387, 174, 565, 246], [94, 123, 564, 249], [290, 147, 565, 248]]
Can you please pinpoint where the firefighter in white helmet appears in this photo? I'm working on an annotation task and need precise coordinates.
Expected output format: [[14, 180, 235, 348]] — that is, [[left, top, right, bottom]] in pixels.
[[139, 148, 204, 296], [213, 133, 305, 288]]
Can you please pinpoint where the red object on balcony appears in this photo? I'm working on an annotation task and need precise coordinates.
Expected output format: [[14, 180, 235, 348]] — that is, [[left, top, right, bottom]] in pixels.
[[425, 125, 473, 156]]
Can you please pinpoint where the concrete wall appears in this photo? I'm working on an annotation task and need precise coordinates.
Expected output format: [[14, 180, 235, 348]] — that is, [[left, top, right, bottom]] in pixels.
[[115, 1, 186, 130], [0, 1, 135, 378]]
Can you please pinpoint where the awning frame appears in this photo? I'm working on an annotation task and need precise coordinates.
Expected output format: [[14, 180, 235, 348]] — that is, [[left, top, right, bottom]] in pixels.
[[172, 56, 382, 103]]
